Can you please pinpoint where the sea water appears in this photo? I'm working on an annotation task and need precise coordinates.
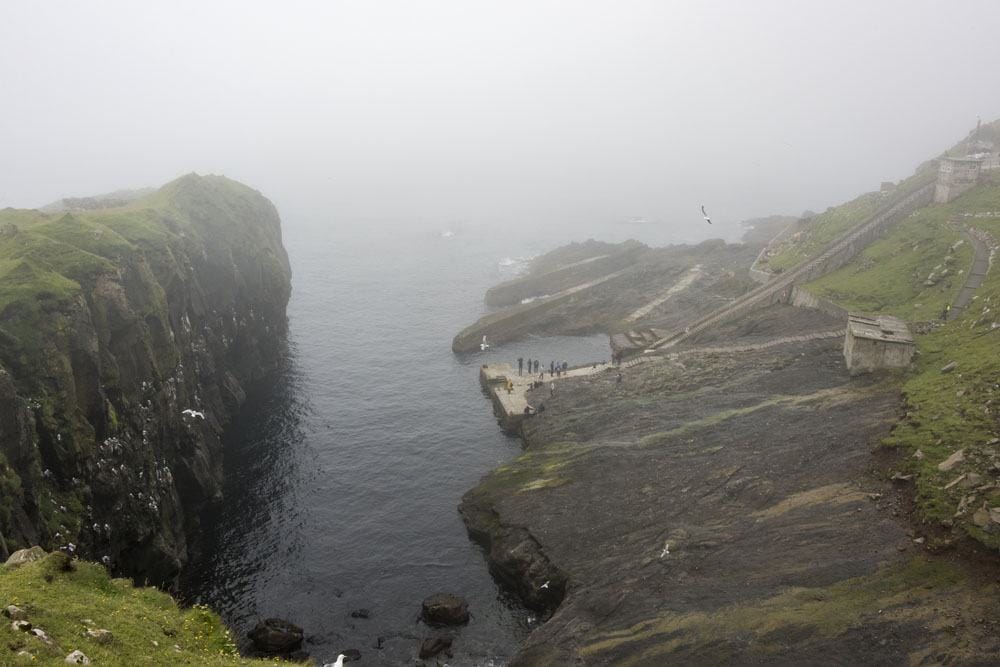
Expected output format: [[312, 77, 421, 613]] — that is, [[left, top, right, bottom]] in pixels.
[[181, 220, 619, 665]]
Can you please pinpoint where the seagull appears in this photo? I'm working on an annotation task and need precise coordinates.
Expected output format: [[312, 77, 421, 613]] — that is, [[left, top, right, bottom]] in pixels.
[[701, 205, 712, 225], [181, 409, 205, 419], [540, 580, 550, 590], [323, 655, 347, 667], [660, 542, 670, 558], [480, 335, 490, 351]]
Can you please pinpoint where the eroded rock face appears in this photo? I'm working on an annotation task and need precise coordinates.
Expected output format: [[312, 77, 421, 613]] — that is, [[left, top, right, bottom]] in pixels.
[[420, 593, 470, 626], [0, 175, 292, 587], [248, 618, 304, 655]]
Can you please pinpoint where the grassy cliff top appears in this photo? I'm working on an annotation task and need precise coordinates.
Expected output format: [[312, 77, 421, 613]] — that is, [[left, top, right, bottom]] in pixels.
[[0, 553, 280, 666], [0, 174, 285, 315]]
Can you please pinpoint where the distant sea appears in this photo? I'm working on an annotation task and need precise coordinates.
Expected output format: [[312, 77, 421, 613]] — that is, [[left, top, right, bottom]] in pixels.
[[179, 219, 641, 665]]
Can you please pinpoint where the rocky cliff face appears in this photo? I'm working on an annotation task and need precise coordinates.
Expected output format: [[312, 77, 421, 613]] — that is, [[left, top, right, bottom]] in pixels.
[[0, 174, 291, 586]]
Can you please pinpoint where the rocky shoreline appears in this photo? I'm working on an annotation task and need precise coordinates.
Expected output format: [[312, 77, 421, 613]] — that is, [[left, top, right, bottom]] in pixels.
[[459, 241, 1000, 664]]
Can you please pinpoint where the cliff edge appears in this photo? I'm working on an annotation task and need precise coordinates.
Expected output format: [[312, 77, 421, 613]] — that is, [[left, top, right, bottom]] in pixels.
[[0, 174, 291, 586]]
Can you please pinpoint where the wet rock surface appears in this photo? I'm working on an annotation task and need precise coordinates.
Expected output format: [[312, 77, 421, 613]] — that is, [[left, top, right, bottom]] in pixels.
[[461, 302, 1000, 664], [420, 593, 470, 626], [247, 618, 304, 655], [419, 636, 453, 659]]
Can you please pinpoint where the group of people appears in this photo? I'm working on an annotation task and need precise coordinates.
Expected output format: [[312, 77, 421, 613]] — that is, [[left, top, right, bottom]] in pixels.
[[517, 357, 570, 378]]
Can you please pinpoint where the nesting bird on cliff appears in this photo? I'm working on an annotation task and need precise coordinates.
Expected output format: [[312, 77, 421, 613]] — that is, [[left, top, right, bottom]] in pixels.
[[701, 205, 712, 225], [323, 655, 347, 667]]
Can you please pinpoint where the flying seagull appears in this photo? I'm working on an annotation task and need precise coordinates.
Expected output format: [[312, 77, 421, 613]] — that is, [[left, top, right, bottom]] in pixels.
[[181, 409, 205, 419], [660, 542, 671, 558], [480, 335, 490, 351], [701, 205, 712, 225], [540, 580, 550, 589]]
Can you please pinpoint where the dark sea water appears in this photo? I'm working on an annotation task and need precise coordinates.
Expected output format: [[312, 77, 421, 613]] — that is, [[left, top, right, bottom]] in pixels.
[[181, 221, 618, 665]]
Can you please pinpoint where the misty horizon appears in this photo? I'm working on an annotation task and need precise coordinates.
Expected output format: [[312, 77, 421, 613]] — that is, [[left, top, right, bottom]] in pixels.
[[3, 1, 1000, 243]]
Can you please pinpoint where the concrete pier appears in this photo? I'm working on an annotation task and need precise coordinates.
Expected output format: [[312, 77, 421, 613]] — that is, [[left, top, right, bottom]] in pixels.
[[479, 361, 613, 434]]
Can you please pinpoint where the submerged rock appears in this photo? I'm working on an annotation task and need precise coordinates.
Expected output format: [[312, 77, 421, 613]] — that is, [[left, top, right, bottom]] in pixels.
[[421, 593, 470, 626], [419, 636, 453, 659], [248, 618, 304, 654]]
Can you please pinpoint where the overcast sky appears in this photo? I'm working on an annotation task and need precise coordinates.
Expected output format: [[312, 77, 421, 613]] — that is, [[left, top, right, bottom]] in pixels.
[[2, 1, 999, 241]]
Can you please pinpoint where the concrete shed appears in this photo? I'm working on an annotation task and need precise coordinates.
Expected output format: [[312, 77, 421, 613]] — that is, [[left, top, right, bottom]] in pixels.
[[843, 314, 915, 375]]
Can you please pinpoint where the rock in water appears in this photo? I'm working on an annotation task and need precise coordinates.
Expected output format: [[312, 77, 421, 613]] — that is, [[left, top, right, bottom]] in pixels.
[[248, 618, 304, 654], [419, 637, 453, 659], [65, 650, 90, 664], [5, 547, 46, 567], [421, 593, 470, 626]]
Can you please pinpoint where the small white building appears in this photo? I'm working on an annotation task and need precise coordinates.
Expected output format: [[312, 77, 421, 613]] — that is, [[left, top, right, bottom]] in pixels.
[[843, 314, 915, 375]]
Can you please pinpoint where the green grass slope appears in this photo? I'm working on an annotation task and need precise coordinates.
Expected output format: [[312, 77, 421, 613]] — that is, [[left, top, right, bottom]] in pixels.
[[0, 553, 281, 666], [805, 203, 972, 321], [765, 169, 937, 273], [800, 181, 1000, 548]]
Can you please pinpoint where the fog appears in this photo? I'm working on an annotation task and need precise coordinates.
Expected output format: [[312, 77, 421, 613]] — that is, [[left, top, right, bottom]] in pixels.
[[3, 0, 1000, 241]]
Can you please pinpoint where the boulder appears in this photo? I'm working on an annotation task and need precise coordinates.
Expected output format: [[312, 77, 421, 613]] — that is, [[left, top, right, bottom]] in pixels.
[[248, 618, 304, 655], [349, 608, 371, 619], [419, 636, 453, 659], [86, 628, 113, 644], [3, 604, 27, 620], [421, 593, 470, 626], [11, 620, 31, 632], [937, 449, 965, 472], [65, 650, 90, 665], [5, 547, 46, 567], [940, 361, 957, 373]]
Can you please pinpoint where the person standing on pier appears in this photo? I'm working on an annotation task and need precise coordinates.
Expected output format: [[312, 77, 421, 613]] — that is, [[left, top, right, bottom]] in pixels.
[[533, 359, 539, 373], [518, 357, 523, 375], [550, 360, 554, 375], [526, 358, 532, 376]]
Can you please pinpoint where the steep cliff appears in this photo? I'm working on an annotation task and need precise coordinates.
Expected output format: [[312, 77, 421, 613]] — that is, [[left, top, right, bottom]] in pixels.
[[0, 174, 291, 586]]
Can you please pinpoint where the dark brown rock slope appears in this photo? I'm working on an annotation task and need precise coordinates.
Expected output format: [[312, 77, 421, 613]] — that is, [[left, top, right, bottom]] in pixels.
[[461, 303, 1000, 665]]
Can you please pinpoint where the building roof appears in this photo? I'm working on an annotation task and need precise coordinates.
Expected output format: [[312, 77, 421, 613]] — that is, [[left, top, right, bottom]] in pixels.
[[944, 156, 984, 164], [847, 314, 913, 344]]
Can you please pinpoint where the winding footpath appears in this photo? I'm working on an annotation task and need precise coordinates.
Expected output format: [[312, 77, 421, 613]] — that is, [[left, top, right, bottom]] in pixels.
[[948, 225, 996, 320]]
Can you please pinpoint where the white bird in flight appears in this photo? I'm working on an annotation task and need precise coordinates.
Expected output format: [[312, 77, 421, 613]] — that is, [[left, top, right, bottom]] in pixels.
[[181, 409, 205, 419], [701, 205, 712, 225], [540, 580, 550, 589], [660, 542, 670, 558], [480, 335, 490, 351]]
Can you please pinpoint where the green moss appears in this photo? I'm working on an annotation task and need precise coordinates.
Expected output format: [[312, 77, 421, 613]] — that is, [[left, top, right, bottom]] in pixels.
[[0, 557, 281, 665]]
